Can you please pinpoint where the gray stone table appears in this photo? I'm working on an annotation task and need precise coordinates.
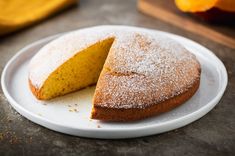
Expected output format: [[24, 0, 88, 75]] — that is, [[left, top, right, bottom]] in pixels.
[[0, 0, 234, 155]]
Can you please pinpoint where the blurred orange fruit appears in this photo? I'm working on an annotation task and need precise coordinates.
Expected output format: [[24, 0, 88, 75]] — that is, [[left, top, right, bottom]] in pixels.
[[175, 0, 235, 12]]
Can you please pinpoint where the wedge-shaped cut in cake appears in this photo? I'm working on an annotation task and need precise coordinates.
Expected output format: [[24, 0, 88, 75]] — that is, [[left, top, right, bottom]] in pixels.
[[29, 26, 201, 121]]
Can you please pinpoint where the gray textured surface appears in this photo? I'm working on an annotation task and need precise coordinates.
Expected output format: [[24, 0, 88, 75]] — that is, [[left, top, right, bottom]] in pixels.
[[0, 0, 234, 156]]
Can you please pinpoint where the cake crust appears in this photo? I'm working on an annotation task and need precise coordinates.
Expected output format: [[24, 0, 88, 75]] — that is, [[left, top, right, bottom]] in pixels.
[[91, 76, 200, 121], [29, 79, 43, 100]]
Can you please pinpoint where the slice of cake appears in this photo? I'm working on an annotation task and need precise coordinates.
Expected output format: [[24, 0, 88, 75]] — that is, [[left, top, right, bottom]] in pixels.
[[29, 26, 201, 121]]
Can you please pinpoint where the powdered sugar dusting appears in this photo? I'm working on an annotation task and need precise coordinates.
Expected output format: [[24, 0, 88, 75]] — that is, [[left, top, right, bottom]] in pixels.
[[29, 25, 200, 109], [93, 27, 201, 109]]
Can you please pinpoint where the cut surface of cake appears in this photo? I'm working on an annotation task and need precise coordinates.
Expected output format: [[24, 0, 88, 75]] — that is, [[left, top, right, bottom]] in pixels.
[[29, 26, 201, 121]]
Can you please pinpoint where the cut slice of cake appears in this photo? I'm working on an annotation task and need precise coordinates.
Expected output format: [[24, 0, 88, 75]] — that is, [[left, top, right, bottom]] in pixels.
[[29, 26, 201, 121], [29, 27, 115, 100]]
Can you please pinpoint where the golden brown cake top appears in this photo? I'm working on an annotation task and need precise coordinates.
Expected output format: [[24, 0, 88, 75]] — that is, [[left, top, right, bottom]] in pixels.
[[93, 27, 201, 109]]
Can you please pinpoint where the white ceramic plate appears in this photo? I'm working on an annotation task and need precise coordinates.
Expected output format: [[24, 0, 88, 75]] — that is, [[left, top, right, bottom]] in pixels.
[[1, 27, 227, 139]]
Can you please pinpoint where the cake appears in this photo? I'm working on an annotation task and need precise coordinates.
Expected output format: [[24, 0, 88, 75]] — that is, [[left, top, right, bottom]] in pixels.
[[29, 25, 201, 121]]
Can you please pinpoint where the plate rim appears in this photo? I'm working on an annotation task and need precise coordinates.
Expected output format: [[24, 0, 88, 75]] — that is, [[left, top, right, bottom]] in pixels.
[[1, 26, 228, 138]]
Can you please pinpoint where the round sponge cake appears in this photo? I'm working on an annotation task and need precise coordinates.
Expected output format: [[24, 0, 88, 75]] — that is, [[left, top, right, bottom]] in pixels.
[[29, 26, 201, 121]]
